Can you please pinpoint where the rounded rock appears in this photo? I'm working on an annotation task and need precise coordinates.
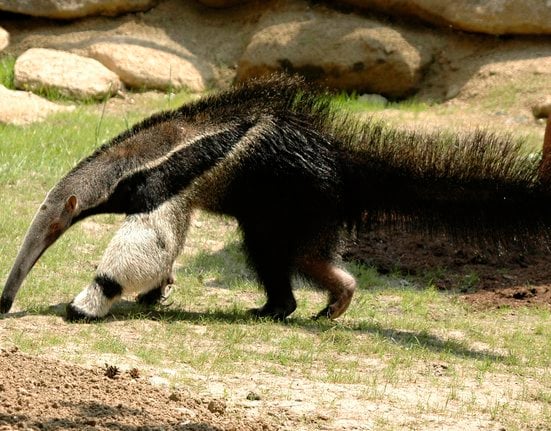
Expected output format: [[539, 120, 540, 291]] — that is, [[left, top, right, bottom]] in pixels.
[[14, 48, 122, 100]]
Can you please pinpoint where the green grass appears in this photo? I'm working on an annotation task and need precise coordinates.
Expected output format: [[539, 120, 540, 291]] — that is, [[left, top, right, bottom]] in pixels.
[[332, 91, 430, 113], [1, 93, 550, 430], [0, 54, 15, 89], [480, 76, 545, 113]]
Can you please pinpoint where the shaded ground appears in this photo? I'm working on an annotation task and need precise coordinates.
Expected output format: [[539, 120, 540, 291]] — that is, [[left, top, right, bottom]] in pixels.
[[0, 347, 281, 431], [345, 229, 551, 310]]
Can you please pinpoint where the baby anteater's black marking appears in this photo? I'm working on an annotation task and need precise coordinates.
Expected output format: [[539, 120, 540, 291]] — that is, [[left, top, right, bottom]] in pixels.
[[3, 74, 551, 320]]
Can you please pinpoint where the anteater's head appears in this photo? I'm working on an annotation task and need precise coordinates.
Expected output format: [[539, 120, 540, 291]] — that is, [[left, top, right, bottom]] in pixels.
[[0, 187, 80, 314]]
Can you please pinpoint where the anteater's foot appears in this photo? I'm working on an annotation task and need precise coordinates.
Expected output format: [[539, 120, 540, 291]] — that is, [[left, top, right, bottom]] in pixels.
[[313, 305, 332, 320], [313, 288, 355, 320], [66, 280, 117, 322], [314, 284, 355, 319], [0, 296, 13, 314], [136, 287, 163, 306], [249, 299, 297, 321], [65, 301, 102, 323]]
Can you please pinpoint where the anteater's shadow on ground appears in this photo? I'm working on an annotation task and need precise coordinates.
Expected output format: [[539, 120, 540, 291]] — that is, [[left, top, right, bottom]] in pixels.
[[345, 228, 551, 309], [1, 299, 506, 363], [2, 230, 542, 362]]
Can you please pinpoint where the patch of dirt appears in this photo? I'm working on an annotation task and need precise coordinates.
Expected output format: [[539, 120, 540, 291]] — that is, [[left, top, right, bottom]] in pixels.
[[0, 347, 281, 431], [345, 228, 551, 310]]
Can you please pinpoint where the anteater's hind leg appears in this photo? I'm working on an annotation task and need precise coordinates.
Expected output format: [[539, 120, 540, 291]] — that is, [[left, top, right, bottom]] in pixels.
[[297, 258, 357, 320], [241, 223, 297, 320]]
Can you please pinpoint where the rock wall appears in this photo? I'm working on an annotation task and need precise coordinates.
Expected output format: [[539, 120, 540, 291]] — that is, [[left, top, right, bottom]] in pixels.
[[196, 0, 551, 35], [335, 0, 551, 35], [0, 0, 157, 20], [0, 26, 7, 52], [1, 0, 551, 124]]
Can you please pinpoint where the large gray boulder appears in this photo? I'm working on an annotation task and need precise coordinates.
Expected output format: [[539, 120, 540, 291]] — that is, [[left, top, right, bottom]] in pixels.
[[85, 38, 209, 92], [237, 8, 435, 98], [0, 84, 75, 125], [14, 48, 122, 100], [0, 0, 156, 19], [336, 0, 551, 35], [0, 27, 8, 53]]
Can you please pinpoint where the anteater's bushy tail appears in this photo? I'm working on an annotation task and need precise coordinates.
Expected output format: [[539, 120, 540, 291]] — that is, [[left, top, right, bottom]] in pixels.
[[337, 118, 550, 248], [278, 85, 551, 249]]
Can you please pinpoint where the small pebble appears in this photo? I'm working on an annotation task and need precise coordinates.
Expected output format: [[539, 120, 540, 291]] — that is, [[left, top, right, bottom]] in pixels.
[[169, 392, 181, 402], [246, 391, 261, 401], [207, 400, 226, 414]]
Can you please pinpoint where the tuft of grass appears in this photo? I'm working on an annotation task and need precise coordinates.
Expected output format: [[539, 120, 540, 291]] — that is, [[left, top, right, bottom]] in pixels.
[[10, 328, 66, 354], [482, 85, 520, 112], [22, 84, 115, 104], [332, 91, 430, 113], [0, 54, 15, 89]]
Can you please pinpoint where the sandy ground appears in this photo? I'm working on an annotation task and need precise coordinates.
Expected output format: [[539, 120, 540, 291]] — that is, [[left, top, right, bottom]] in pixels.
[[0, 347, 281, 431]]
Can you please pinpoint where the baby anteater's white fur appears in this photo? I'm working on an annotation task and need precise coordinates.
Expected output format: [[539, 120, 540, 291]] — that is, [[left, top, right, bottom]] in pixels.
[[69, 195, 190, 319]]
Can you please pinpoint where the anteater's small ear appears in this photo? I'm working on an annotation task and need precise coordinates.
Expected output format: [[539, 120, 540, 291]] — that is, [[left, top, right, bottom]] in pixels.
[[65, 195, 78, 214]]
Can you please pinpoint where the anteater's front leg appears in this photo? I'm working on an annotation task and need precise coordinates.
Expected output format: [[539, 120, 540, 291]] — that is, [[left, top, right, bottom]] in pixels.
[[66, 274, 123, 321], [66, 272, 176, 321], [242, 225, 297, 320], [66, 210, 184, 321]]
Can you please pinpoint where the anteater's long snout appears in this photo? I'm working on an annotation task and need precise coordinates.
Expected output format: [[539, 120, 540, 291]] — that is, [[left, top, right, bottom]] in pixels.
[[0, 232, 49, 313], [1, 195, 78, 313]]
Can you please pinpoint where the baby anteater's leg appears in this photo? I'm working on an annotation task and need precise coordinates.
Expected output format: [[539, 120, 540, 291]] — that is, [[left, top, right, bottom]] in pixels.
[[298, 258, 356, 319]]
